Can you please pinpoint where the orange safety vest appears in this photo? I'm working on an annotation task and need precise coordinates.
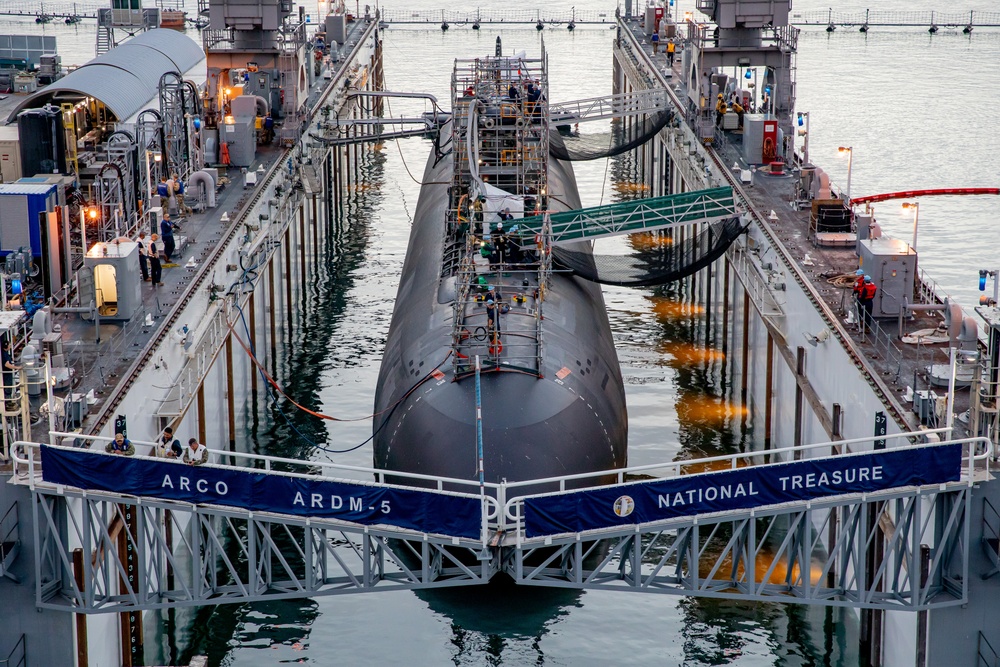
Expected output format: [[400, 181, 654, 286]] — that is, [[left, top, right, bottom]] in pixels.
[[853, 276, 864, 296], [667, 42, 675, 53], [861, 283, 877, 300]]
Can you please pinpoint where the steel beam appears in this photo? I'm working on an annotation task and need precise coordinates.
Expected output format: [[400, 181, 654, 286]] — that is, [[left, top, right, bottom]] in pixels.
[[508, 487, 971, 611]]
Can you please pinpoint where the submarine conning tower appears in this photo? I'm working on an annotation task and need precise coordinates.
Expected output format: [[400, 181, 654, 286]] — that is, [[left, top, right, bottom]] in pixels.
[[373, 39, 628, 494]]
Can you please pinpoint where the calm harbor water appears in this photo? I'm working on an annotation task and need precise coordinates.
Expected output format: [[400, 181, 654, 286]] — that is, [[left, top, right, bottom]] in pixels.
[[5, 1, 999, 663]]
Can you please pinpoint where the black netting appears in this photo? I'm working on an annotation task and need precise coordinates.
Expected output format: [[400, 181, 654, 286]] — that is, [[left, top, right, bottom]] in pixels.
[[552, 217, 749, 287], [549, 110, 673, 161]]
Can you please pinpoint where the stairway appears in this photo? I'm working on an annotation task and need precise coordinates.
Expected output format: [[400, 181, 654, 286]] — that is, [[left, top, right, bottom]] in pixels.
[[981, 497, 1000, 579], [0, 501, 20, 583]]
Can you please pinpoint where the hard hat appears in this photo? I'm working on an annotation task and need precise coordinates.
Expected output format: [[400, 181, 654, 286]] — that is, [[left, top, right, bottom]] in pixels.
[[511, 225, 519, 233], [718, 93, 724, 98], [864, 275, 872, 283], [855, 269, 865, 276], [487, 285, 494, 291], [496, 222, 504, 230], [487, 299, 495, 305]]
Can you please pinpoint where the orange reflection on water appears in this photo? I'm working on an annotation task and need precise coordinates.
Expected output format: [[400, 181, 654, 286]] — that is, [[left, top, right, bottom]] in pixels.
[[629, 232, 675, 252], [676, 456, 750, 475], [648, 297, 705, 320], [659, 341, 726, 365], [699, 551, 825, 587], [613, 181, 650, 195], [674, 394, 748, 427]]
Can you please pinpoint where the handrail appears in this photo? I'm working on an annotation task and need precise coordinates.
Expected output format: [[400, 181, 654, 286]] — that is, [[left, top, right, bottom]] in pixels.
[[28, 429, 987, 497], [0, 501, 17, 549], [979, 630, 1000, 667], [502, 437, 991, 536], [16, 436, 500, 495], [0, 634, 25, 667], [501, 427, 970, 491]]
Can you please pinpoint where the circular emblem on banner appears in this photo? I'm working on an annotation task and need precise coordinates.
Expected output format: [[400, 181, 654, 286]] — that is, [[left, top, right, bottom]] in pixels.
[[613, 495, 635, 518]]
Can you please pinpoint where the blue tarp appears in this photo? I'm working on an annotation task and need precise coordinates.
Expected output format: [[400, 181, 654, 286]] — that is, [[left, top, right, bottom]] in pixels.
[[40, 445, 483, 539], [524, 444, 963, 538]]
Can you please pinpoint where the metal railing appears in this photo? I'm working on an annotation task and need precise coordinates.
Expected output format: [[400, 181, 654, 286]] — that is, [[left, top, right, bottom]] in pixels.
[[501, 433, 990, 541], [0, 500, 17, 562], [853, 300, 906, 383], [980, 631, 1000, 667], [380, 8, 616, 24], [14, 429, 988, 544], [0, 635, 24, 667]]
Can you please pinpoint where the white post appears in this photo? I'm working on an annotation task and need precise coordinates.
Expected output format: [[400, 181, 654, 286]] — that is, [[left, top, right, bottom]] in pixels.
[[144, 150, 153, 209], [845, 148, 853, 203], [44, 352, 55, 446], [911, 202, 919, 252], [946, 346, 957, 432]]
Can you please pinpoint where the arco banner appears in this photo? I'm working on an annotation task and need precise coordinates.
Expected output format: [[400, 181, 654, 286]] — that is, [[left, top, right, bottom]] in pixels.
[[40, 445, 483, 539]]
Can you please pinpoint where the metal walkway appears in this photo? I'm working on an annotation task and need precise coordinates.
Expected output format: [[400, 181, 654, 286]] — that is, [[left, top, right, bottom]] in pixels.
[[8, 431, 991, 614], [517, 187, 738, 245], [548, 89, 669, 124]]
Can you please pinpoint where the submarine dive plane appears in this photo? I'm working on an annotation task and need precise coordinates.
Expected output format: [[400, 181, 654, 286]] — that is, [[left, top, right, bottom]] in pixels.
[[374, 41, 627, 491]]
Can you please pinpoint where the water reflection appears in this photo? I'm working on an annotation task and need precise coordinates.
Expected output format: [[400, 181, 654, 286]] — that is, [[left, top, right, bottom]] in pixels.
[[419, 579, 581, 665]]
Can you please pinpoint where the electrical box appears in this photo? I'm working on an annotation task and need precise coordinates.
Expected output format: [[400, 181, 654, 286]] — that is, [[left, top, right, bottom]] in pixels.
[[742, 114, 775, 165], [83, 241, 142, 321], [0, 182, 57, 256], [0, 126, 22, 183], [858, 237, 916, 318], [913, 390, 939, 425]]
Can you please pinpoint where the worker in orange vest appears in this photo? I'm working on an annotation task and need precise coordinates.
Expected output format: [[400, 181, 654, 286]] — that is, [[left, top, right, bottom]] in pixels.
[[851, 268, 865, 300], [858, 275, 877, 333]]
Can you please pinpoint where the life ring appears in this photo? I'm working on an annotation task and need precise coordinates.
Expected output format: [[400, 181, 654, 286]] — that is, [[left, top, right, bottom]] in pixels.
[[458, 327, 471, 342], [489, 340, 504, 355], [473, 326, 487, 341]]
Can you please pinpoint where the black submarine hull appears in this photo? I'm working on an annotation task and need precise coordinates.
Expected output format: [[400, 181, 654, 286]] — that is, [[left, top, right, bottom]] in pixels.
[[373, 139, 627, 492]]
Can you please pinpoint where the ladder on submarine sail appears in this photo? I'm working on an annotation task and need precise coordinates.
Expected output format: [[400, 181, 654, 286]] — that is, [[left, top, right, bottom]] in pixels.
[[446, 42, 552, 379]]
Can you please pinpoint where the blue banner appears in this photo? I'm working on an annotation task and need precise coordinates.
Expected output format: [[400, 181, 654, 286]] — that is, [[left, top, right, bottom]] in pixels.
[[40, 446, 482, 539], [524, 444, 963, 538]]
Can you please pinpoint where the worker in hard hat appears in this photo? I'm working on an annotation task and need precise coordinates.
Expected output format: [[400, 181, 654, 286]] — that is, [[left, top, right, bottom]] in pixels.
[[731, 97, 745, 130], [858, 275, 878, 334], [715, 93, 727, 128], [852, 268, 865, 301]]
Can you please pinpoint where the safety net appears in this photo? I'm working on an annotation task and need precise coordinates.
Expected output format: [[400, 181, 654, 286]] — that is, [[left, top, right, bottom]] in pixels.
[[548, 110, 674, 161], [552, 216, 749, 287]]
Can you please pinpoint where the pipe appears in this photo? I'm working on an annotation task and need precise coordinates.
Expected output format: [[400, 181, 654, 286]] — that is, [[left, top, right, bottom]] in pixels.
[[187, 170, 216, 209], [184, 80, 202, 115], [253, 95, 270, 116]]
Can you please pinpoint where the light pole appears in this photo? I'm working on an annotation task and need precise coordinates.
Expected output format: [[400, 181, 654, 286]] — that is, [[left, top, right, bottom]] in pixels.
[[837, 146, 853, 203], [797, 111, 810, 165], [902, 201, 919, 251]]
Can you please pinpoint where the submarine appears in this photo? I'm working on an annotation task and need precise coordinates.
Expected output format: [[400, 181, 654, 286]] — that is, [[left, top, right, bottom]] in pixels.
[[373, 42, 627, 492]]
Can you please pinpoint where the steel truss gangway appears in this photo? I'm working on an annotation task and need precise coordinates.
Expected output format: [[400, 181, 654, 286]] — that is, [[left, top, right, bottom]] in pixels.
[[547, 88, 669, 124], [517, 186, 739, 245], [8, 430, 991, 614]]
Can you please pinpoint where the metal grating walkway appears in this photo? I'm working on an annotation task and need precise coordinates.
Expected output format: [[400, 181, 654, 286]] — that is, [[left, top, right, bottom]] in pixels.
[[517, 186, 738, 245]]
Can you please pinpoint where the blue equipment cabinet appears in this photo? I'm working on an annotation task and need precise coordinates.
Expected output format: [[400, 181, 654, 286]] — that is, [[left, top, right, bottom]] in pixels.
[[0, 182, 57, 257]]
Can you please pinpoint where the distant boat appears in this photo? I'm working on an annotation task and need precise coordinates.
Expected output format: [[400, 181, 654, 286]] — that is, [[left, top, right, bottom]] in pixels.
[[159, 9, 186, 30]]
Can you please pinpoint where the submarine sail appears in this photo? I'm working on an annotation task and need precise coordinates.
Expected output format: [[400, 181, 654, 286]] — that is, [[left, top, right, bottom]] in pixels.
[[374, 43, 627, 490]]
